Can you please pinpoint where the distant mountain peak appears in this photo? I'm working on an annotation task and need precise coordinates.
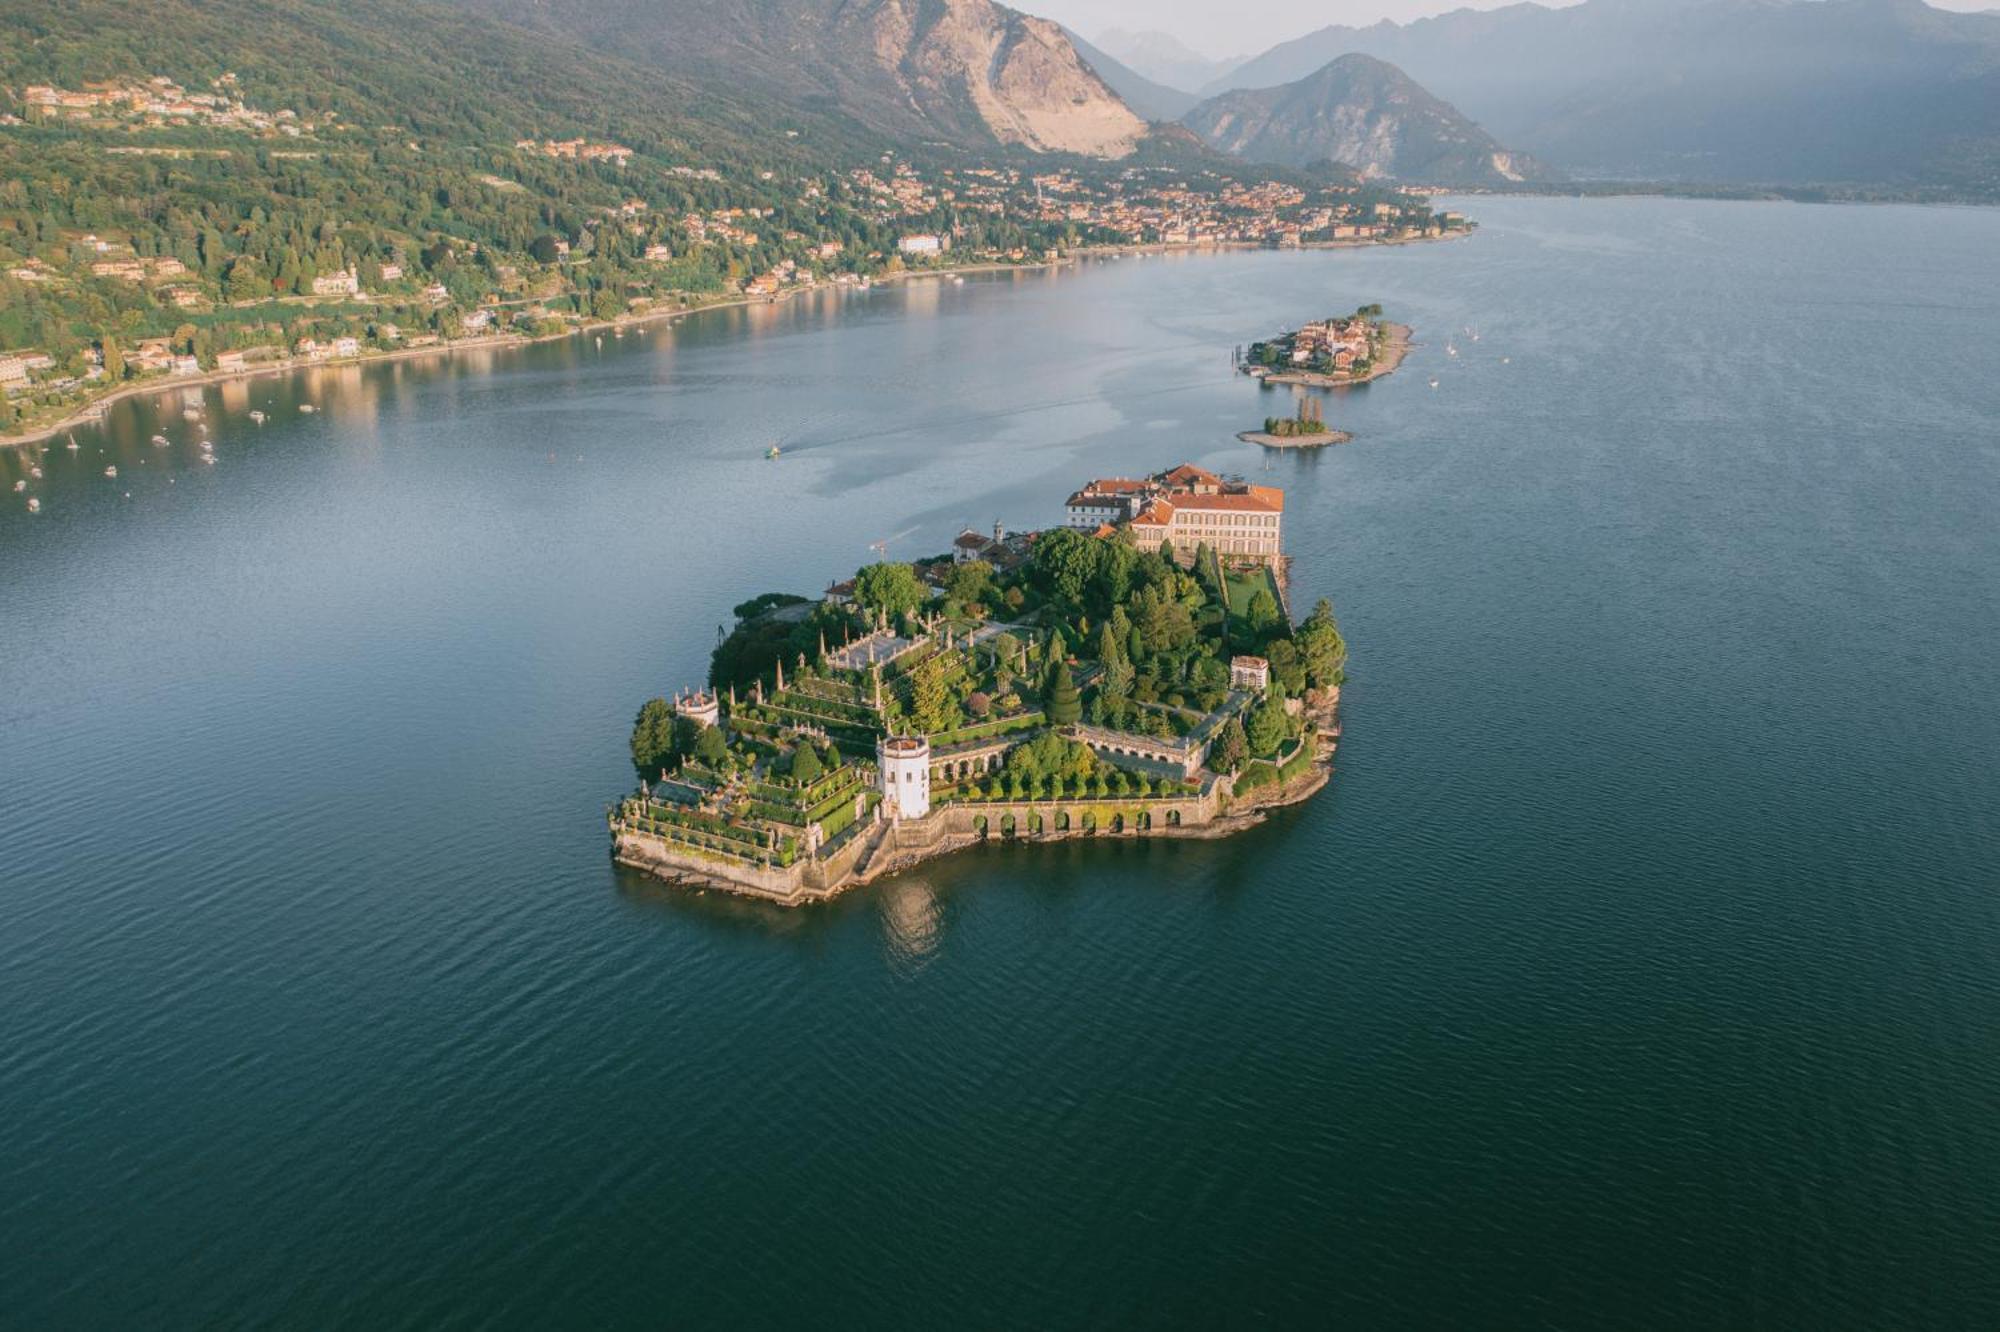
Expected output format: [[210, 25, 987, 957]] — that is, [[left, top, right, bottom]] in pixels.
[[1201, 0, 2000, 192], [1182, 52, 1554, 187]]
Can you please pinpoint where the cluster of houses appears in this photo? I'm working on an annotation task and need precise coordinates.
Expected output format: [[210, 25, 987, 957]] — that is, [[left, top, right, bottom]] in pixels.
[[18, 75, 314, 137], [515, 138, 634, 166], [1065, 464, 1286, 565], [1013, 169, 1438, 248], [847, 164, 940, 215], [1289, 316, 1376, 369]]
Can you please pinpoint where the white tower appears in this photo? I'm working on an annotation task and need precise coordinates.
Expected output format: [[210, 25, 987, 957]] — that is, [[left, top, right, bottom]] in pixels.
[[877, 735, 931, 820], [675, 689, 721, 732]]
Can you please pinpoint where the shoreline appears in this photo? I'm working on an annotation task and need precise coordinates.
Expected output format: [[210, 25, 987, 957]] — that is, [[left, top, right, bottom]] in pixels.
[[1238, 428, 1354, 449], [4, 233, 1462, 452], [614, 695, 1341, 909]]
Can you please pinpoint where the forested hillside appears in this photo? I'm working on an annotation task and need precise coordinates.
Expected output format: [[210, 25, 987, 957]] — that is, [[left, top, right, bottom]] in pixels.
[[0, 0, 1461, 438], [0, 0, 1074, 428]]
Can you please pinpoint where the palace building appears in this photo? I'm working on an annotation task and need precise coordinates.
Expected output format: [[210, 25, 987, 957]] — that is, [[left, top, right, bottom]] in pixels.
[[1065, 464, 1285, 565]]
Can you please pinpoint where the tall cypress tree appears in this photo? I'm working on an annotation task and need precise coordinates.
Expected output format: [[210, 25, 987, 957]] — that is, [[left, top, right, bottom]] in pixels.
[[1045, 661, 1081, 726]]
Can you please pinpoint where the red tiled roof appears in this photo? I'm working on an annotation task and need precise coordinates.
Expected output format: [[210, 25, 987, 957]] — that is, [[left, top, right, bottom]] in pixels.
[[1172, 489, 1283, 513]]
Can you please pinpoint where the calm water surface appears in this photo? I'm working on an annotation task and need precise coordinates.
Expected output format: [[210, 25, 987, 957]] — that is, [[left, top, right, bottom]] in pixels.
[[4, 197, 1999, 1328]]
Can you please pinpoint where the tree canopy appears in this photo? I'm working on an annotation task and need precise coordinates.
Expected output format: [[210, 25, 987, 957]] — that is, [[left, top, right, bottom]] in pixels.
[[854, 562, 925, 618]]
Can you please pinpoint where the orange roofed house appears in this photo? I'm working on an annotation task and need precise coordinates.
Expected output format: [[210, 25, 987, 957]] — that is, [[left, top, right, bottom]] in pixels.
[[1064, 464, 1285, 566]]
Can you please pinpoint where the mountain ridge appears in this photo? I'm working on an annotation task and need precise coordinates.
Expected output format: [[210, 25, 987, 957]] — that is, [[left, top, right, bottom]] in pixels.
[[1200, 0, 2000, 191], [1182, 53, 1552, 187]]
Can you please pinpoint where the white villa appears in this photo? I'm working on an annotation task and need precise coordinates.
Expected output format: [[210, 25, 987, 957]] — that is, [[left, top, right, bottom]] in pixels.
[[1065, 464, 1285, 565]]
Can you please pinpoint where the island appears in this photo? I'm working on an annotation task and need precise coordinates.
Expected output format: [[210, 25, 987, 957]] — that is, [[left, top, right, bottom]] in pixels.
[[1238, 304, 1411, 388], [1239, 397, 1352, 449], [611, 464, 1348, 905]]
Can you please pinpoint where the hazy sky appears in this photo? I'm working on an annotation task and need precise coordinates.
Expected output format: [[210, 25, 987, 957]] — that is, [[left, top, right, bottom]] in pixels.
[[1028, 0, 1998, 62]]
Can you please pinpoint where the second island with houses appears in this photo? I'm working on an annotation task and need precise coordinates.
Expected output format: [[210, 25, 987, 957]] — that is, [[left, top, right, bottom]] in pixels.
[[1238, 304, 1412, 389], [612, 464, 1347, 905]]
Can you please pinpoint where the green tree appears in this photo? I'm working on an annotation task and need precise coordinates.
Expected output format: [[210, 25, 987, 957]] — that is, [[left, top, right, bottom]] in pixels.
[[1192, 541, 1218, 591], [1031, 526, 1100, 610], [854, 561, 925, 618], [789, 742, 822, 784], [629, 698, 676, 777], [1246, 694, 1288, 758], [1089, 538, 1136, 612], [1045, 660, 1082, 726], [1134, 586, 1196, 658], [1296, 598, 1348, 688], [944, 558, 993, 608], [902, 652, 959, 735], [100, 335, 124, 381], [1266, 639, 1307, 696], [1244, 587, 1281, 637], [692, 722, 729, 767], [1210, 717, 1248, 773]]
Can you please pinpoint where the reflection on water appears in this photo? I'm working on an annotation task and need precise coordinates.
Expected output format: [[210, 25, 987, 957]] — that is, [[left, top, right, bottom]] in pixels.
[[879, 876, 944, 972], [6, 199, 2000, 1328]]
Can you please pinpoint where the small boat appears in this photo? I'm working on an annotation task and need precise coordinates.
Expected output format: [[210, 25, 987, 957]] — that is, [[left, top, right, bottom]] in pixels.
[[202, 455, 215, 465], [183, 408, 201, 421], [299, 404, 316, 414], [26, 497, 39, 514], [594, 336, 603, 349], [30, 466, 41, 478], [1428, 377, 1440, 389], [249, 410, 266, 425], [952, 275, 965, 285], [1446, 341, 1459, 357], [66, 435, 80, 451], [11, 479, 23, 492], [766, 445, 782, 460], [104, 465, 118, 478], [151, 434, 169, 447], [1501, 357, 1511, 365]]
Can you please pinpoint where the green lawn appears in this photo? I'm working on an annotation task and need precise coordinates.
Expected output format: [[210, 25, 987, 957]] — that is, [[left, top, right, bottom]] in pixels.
[[1223, 567, 1284, 630]]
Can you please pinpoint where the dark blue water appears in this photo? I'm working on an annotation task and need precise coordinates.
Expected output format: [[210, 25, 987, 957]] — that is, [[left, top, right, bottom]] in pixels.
[[5, 197, 1999, 1328]]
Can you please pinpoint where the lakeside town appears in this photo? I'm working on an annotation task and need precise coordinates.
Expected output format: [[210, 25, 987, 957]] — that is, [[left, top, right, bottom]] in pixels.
[[2, 68, 1470, 445], [613, 464, 1345, 904], [1238, 305, 1412, 388]]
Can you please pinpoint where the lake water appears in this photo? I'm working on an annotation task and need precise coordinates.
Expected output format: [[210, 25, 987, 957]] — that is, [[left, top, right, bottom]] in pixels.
[[4, 197, 1999, 1328]]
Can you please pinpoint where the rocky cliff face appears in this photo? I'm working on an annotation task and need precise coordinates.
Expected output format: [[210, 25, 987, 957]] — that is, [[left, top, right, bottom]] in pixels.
[[876, 1, 1147, 156], [457, 0, 1148, 158], [1183, 54, 1550, 186]]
